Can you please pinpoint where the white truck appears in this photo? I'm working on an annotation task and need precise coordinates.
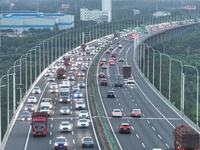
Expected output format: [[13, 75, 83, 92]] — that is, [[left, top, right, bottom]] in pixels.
[[39, 102, 51, 116], [59, 84, 71, 103]]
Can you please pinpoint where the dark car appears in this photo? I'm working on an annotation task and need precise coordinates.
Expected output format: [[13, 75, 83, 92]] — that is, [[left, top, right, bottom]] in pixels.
[[119, 57, 124, 62], [107, 91, 115, 98], [105, 50, 110, 54], [82, 137, 94, 148], [101, 79, 108, 86], [54, 137, 68, 150], [119, 123, 131, 134], [111, 52, 117, 57]]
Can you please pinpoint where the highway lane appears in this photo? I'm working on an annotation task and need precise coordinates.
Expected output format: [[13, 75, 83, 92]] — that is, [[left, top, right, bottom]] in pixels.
[[97, 37, 188, 150], [4, 39, 112, 150]]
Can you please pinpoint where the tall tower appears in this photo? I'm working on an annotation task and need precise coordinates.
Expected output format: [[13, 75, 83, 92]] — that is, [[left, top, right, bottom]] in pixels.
[[102, 0, 112, 21], [102, 0, 111, 11]]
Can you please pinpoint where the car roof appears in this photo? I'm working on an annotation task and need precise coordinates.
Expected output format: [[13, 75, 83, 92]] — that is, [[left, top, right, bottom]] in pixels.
[[113, 109, 121, 111], [121, 123, 130, 126]]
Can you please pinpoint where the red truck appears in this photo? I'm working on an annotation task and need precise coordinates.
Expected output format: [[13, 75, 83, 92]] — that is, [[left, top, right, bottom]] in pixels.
[[56, 66, 66, 79], [174, 124, 199, 150], [31, 112, 48, 136], [122, 65, 131, 79], [63, 54, 71, 66], [81, 44, 87, 51]]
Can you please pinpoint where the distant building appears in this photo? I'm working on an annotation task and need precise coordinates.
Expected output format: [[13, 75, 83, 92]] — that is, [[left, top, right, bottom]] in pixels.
[[80, 0, 112, 23], [80, 8, 111, 23], [0, 10, 74, 34], [153, 11, 171, 17]]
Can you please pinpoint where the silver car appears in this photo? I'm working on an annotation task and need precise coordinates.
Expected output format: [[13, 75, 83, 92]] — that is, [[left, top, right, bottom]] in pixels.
[[21, 111, 31, 121], [59, 121, 72, 132], [79, 110, 89, 118], [78, 119, 89, 127], [75, 101, 85, 110], [27, 96, 37, 103], [32, 86, 41, 94], [60, 106, 70, 115], [24, 104, 36, 112]]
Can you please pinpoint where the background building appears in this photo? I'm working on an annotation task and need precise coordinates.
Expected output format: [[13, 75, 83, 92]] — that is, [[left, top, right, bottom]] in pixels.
[[80, 0, 112, 23], [0, 10, 74, 34]]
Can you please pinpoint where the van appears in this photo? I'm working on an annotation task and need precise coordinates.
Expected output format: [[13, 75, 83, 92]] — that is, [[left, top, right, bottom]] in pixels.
[[39, 102, 51, 116], [59, 84, 71, 103], [41, 98, 53, 109]]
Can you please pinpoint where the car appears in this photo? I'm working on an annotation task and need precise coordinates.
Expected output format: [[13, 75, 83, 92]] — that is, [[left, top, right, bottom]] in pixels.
[[72, 50, 76, 54], [105, 50, 110, 54], [119, 57, 124, 62], [109, 46, 114, 50], [78, 119, 89, 127], [78, 71, 85, 77], [131, 109, 142, 117], [79, 110, 89, 118], [50, 82, 58, 89], [82, 62, 89, 68], [109, 58, 115, 63], [78, 81, 85, 88], [62, 79, 70, 84], [86, 57, 92, 61], [116, 41, 120, 44], [54, 137, 68, 150], [98, 72, 105, 78], [100, 61, 106, 66], [75, 101, 85, 110], [73, 90, 83, 98], [59, 121, 72, 132], [82, 137, 94, 148], [45, 70, 53, 76], [118, 44, 122, 48], [101, 64, 107, 69], [71, 63, 78, 67], [101, 79, 108, 86], [72, 85, 80, 92], [110, 62, 115, 66], [60, 106, 70, 115], [90, 51, 96, 55], [67, 74, 75, 81], [107, 91, 115, 98], [50, 87, 59, 93], [125, 78, 135, 86], [81, 67, 87, 71], [119, 123, 131, 134], [77, 57, 83, 61], [112, 109, 122, 117], [32, 86, 41, 94], [70, 66, 78, 71], [111, 52, 117, 57], [101, 58, 106, 62], [52, 65, 58, 70], [21, 111, 31, 121], [24, 104, 36, 112], [47, 76, 55, 82], [58, 59, 64, 63], [27, 96, 37, 103]]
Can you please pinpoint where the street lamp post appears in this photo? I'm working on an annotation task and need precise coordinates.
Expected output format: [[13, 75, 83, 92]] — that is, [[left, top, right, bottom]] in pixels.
[[184, 65, 199, 126], [161, 53, 171, 101], [0, 73, 14, 144], [171, 58, 183, 112], [152, 49, 162, 92]]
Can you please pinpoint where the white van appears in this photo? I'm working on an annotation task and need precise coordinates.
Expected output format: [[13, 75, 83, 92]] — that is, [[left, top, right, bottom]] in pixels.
[[40, 102, 51, 116]]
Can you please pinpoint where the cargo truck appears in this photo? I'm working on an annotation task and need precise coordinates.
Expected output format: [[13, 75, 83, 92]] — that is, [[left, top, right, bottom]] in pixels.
[[56, 66, 66, 79], [174, 124, 199, 150], [31, 112, 48, 136], [81, 44, 87, 51], [63, 54, 71, 66], [114, 32, 120, 38], [122, 65, 131, 78], [114, 74, 124, 87]]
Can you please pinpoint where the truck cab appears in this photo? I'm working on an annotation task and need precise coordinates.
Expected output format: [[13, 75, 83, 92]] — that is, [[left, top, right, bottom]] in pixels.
[[39, 102, 51, 116]]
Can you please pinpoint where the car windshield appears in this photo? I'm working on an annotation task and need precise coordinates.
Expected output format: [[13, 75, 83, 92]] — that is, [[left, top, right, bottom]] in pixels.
[[60, 92, 69, 96], [34, 87, 39, 90], [26, 104, 33, 107], [84, 138, 92, 141], [29, 96, 35, 99], [33, 122, 45, 126], [77, 102, 84, 104], [61, 122, 69, 126], [56, 138, 66, 142], [114, 110, 120, 112], [80, 110, 87, 113], [22, 112, 30, 116], [133, 109, 140, 112], [80, 120, 87, 122]]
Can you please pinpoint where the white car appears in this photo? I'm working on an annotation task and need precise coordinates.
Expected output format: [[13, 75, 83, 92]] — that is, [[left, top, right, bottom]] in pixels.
[[50, 83, 58, 89], [112, 109, 122, 117], [78, 119, 89, 127], [60, 121, 72, 132], [45, 70, 53, 76], [47, 76, 55, 82], [62, 79, 70, 84], [70, 66, 78, 71], [72, 85, 80, 92], [79, 110, 89, 118], [27, 96, 37, 103], [78, 71, 85, 77], [77, 57, 83, 61], [118, 44, 122, 48], [75, 101, 85, 110], [32, 86, 41, 94]]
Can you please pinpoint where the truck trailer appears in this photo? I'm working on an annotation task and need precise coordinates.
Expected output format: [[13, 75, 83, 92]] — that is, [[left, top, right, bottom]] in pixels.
[[56, 66, 66, 79], [31, 112, 48, 136], [114, 74, 124, 87], [81, 44, 87, 51], [174, 124, 199, 150], [122, 65, 131, 79]]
